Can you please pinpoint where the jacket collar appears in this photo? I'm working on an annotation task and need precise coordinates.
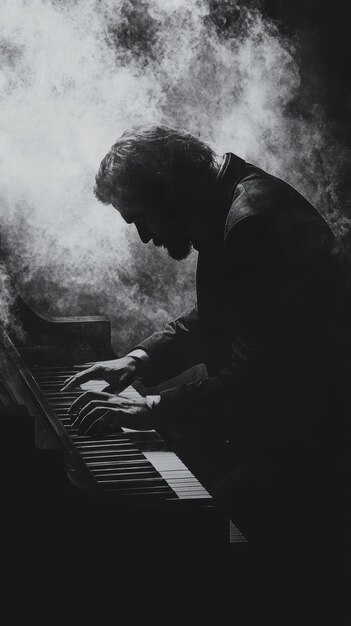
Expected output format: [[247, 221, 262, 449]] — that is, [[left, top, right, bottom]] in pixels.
[[195, 153, 247, 253], [216, 152, 247, 214]]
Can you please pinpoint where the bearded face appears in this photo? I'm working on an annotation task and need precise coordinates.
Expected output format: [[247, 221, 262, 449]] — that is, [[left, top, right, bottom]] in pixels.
[[110, 193, 194, 260]]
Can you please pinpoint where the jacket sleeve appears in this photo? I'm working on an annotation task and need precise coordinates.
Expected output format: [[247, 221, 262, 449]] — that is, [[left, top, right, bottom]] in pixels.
[[134, 305, 206, 386], [153, 216, 272, 425], [153, 211, 347, 433]]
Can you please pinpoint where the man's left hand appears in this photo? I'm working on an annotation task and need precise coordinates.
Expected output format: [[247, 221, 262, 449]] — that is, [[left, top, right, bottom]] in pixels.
[[68, 391, 154, 434]]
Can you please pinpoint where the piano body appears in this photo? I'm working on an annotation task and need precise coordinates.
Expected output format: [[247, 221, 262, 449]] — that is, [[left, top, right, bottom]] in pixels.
[[3, 282, 244, 609]]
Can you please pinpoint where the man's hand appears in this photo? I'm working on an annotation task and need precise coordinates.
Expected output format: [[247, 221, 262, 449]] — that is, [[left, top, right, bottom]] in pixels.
[[68, 390, 154, 434], [60, 356, 143, 393]]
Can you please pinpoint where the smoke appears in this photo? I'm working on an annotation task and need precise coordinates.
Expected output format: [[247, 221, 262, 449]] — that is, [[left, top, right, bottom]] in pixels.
[[0, 261, 15, 333], [0, 0, 349, 353]]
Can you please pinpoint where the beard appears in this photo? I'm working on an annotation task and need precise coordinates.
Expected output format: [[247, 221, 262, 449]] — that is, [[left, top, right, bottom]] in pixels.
[[153, 234, 192, 260], [165, 238, 193, 260]]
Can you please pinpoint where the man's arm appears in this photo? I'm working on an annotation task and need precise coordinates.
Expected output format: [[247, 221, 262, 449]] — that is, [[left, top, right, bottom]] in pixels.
[[61, 305, 205, 393], [130, 305, 206, 386], [149, 217, 274, 428], [61, 306, 206, 426]]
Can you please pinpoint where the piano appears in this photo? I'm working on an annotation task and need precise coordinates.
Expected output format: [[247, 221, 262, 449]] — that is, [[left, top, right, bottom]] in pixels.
[[2, 288, 217, 506], [3, 273, 246, 609]]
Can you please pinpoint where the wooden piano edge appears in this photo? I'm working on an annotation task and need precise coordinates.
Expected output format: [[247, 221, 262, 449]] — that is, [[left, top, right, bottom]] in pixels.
[[11, 294, 115, 361]]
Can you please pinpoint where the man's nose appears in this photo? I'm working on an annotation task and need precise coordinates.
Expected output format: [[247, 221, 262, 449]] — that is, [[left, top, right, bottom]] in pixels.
[[134, 221, 152, 244]]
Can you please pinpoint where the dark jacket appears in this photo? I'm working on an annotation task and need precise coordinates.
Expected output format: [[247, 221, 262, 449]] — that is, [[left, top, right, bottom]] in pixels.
[[138, 153, 351, 449]]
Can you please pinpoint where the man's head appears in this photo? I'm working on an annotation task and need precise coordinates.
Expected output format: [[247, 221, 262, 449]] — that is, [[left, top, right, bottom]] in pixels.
[[94, 125, 218, 259]]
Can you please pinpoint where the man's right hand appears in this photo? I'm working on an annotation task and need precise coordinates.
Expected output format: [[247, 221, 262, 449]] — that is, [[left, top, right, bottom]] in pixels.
[[60, 356, 143, 393]]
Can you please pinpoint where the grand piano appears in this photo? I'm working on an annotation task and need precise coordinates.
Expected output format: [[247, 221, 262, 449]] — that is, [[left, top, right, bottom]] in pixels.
[[3, 269, 246, 610]]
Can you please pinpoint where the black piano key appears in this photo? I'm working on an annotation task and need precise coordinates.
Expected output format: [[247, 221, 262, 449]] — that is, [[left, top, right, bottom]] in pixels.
[[71, 434, 132, 443], [81, 453, 146, 462], [76, 442, 139, 451], [40, 395, 78, 400], [73, 437, 136, 446], [45, 405, 75, 412], [102, 485, 175, 495], [75, 442, 136, 451], [33, 365, 78, 368], [93, 474, 159, 483], [91, 467, 157, 476], [85, 460, 151, 468], [37, 377, 79, 381]]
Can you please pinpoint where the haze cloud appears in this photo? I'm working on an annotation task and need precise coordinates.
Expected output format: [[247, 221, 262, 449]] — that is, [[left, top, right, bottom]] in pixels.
[[0, 0, 349, 352]]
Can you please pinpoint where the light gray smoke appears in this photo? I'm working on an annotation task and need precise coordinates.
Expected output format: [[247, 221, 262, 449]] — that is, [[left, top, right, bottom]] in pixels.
[[0, 0, 349, 352]]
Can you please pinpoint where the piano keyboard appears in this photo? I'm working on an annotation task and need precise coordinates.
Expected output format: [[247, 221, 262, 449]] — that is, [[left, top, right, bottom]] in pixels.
[[29, 365, 212, 504]]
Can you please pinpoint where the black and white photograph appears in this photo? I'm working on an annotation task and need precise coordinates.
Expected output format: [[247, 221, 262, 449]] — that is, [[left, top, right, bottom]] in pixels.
[[3, 0, 351, 620]]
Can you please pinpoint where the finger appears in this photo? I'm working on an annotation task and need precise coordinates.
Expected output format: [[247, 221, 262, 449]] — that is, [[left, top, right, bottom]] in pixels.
[[78, 399, 115, 421], [104, 405, 154, 431], [77, 408, 111, 435], [68, 391, 92, 415], [72, 399, 102, 429], [61, 368, 101, 391], [84, 410, 120, 435], [68, 391, 112, 415], [60, 374, 77, 391], [78, 405, 122, 434], [72, 400, 113, 428], [60, 366, 102, 391]]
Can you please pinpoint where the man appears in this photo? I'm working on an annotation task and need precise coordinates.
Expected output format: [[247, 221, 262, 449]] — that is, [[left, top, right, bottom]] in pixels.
[[62, 126, 350, 604]]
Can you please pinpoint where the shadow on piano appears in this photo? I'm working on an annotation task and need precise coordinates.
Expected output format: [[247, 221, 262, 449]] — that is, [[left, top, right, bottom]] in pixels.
[[3, 288, 249, 611]]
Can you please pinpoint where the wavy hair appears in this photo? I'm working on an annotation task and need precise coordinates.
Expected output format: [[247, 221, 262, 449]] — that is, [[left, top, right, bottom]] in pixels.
[[94, 125, 217, 209]]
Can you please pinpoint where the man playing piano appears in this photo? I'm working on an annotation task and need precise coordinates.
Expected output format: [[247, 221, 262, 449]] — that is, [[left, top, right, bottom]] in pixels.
[[62, 126, 350, 610]]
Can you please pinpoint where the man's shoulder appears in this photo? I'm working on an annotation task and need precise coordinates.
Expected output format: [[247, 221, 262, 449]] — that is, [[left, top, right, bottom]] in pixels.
[[224, 163, 315, 238]]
